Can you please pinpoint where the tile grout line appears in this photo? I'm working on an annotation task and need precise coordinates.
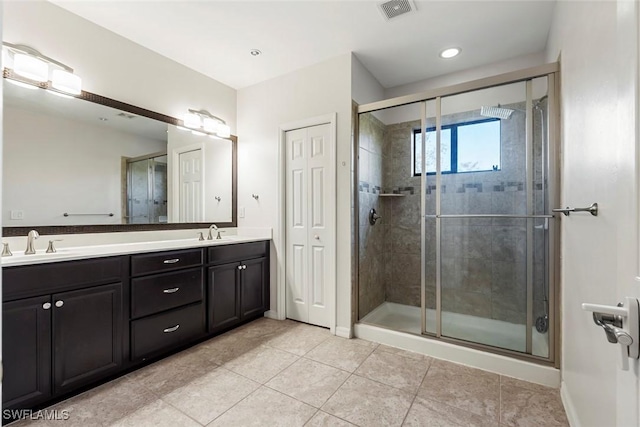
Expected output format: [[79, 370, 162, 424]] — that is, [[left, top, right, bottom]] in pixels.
[[203, 382, 265, 426]]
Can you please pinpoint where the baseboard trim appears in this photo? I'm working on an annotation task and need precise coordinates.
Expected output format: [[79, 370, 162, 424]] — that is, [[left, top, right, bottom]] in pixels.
[[335, 326, 352, 338], [561, 381, 581, 427], [264, 310, 280, 320]]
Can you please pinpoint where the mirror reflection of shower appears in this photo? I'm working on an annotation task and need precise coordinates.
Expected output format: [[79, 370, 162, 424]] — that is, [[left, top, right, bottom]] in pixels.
[[125, 152, 168, 224]]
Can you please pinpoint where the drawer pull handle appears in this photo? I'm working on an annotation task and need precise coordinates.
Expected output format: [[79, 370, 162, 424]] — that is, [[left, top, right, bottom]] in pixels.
[[163, 258, 180, 264], [163, 324, 180, 333], [163, 287, 180, 294]]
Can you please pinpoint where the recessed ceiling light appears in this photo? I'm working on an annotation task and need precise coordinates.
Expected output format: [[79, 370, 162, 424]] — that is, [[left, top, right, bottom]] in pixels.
[[439, 47, 461, 59], [250, 49, 261, 57]]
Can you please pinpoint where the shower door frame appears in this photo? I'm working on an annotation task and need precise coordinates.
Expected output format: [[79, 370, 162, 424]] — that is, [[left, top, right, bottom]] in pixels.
[[354, 62, 560, 366]]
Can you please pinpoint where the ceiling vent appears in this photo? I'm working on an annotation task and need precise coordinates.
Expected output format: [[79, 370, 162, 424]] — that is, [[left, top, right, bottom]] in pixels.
[[377, 0, 416, 21]]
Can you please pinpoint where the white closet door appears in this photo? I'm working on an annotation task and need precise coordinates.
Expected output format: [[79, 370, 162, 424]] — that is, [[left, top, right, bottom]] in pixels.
[[285, 123, 332, 328], [178, 149, 203, 222]]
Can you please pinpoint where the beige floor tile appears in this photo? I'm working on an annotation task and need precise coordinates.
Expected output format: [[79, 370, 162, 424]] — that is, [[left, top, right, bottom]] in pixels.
[[267, 323, 332, 356], [500, 376, 558, 394], [233, 317, 296, 342], [266, 358, 350, 407], [162, 367, 260, 424], [46, 376, 156, 427], [110, 399, 200, 427], [305, 336, 378, 372], [403, 396, 496, 427], [207, 386, 316, 427], [322, 375, 414, 427], [355, 348, 432, 393], [195, 330, 265, 365], [376, 344, 428, 361], [304, 411, 356, 427], [418, 359, 500, 420], [127, 349, 218, 396], [223, 345, 299, 383], [500, 384, 569, 427]]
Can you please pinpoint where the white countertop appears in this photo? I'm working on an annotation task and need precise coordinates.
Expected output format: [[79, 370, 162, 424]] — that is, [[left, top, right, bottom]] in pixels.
[[1, 228, 271, 267]]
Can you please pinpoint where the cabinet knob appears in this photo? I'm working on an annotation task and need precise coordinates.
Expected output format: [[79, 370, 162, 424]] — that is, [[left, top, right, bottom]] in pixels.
[[314, 235, 320, 240], [238, 265, 243, 270], [55, 300, 64, 308], [42, 302, 51, 310], [242, 265, 247, 270]]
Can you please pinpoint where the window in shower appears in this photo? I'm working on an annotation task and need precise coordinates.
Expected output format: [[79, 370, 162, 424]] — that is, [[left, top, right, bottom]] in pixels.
[[413, 118, 501, 175]]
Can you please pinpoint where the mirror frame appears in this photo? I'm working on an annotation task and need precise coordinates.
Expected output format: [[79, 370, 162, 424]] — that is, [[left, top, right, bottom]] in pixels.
[[2, 86, 237, 236]]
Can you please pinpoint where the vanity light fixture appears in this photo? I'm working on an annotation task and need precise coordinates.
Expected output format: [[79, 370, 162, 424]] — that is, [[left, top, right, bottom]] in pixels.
[[2, 42, 83, 95], [182, 109, 231, 139]]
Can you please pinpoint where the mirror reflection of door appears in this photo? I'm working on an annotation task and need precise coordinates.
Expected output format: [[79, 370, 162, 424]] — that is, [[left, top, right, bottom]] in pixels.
[[126, 153, 168, 224], [178, 149, 204, 222]]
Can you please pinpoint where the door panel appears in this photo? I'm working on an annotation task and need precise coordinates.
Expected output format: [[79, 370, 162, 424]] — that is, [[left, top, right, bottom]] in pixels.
[[208, 263, 241, 332], [179, 149, 203, 222], [241, 257, 268, 319], [52, 283, 123, 394], [285, 124, 332, 327], [2, 296, 52, 409]]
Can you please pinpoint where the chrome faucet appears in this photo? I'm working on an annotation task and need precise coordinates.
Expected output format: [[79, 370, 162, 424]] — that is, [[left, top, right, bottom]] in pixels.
[[208, 224, 220, 240], [25, 230, 40, 255]]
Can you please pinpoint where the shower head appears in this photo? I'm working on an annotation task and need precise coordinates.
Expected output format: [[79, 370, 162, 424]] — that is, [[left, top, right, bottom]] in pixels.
[[480, 105, 514, 120]]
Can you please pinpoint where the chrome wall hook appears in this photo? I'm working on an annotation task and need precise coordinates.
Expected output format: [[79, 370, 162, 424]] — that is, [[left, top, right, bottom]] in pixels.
[[252, 194, 259, 201]]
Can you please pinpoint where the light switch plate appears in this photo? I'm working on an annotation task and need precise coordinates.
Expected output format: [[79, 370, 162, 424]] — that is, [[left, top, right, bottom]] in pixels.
[[10, 210, 24, 220]]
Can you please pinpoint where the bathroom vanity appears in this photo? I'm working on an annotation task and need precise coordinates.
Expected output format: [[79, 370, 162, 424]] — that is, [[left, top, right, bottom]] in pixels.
[[1, 238, 270, 413]]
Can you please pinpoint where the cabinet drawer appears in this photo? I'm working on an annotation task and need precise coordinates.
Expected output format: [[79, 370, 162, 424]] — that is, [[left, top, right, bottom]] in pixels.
[[131, 302, 205, 360], [131, 268, 203, 319], [207, 241, 268, 265], [131, 249, 203, 276]]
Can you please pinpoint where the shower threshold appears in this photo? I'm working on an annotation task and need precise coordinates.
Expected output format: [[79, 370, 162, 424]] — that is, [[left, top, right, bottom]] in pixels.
[[361, 301, 549, 358]]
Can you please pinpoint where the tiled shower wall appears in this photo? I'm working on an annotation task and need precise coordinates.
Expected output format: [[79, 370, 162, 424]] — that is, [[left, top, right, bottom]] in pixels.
[[359, 101, 548, 325], [358, 113, 386, 319]]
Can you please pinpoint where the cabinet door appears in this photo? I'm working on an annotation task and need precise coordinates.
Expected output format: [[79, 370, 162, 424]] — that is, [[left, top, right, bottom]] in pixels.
[[2, 296, 52, 409], [208, 263, 241, 333], [241, 257, 268, 319], [52, 283, 123, 395]]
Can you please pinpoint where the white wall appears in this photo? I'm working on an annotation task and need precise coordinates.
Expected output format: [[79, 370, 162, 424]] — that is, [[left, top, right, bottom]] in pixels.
[[546, 1, 640, 426], [166, 126, 233, 223], [3, 104, 166, 226], [3, 1, 236, 133], [237, 54, 352, 332], [351, 54, 385, 105]]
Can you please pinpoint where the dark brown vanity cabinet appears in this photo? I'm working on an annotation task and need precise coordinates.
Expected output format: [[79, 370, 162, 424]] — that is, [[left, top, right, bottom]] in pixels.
[[2, 257, 126, 411], [2, 240, 270, 414], [129, 249, 206, 361], [207, 241, 269, 333]]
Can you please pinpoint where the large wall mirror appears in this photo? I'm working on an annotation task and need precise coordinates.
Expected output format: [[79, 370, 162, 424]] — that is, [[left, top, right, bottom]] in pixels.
[[2, 78, 237, 235]]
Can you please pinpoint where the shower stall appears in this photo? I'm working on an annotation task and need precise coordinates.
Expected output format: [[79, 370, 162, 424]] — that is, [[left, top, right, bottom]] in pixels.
[[355, 64, 558, 363], [126, 152, 168, 224]]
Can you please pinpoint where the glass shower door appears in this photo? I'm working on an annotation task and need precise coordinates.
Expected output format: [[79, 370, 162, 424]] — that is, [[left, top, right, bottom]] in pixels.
[[425, 78, 553, 356]]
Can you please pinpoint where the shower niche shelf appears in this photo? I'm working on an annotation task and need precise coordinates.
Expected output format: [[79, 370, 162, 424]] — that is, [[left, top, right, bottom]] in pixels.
[[378, 194, 406, 197]]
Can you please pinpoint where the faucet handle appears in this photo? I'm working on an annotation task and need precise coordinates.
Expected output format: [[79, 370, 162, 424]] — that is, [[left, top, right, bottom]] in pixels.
[[197, 232, 205, 241], [46, 239, 63, 253], [2, 242, 13, 257], [217, 230, 225, 240]]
